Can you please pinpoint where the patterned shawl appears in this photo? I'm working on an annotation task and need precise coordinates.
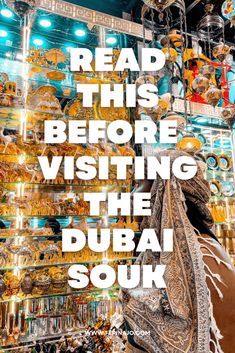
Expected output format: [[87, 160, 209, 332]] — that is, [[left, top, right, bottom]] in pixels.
[[121, 150, 215, 353]]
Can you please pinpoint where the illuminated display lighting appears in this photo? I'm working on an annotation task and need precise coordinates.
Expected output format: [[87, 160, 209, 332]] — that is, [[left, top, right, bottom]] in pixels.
[[39, 19, 52, 28], [106, 37, 117, 45], [0, 29, 8, 37], [1, 8, 13, 18], [75, 29, 86, 37], [33, 38, 44, 46]]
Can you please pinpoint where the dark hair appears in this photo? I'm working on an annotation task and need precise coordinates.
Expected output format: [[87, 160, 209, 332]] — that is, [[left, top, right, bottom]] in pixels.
[[0, 221, 6, 229], [195, 153, 206, 163], [45, 218, 61, 234]]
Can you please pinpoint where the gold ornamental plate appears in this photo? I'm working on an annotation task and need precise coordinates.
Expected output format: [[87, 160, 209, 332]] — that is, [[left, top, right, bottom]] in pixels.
[[45, 48, 66, 65], [46, 70, 66, 81], [176, 136, 202, 154]]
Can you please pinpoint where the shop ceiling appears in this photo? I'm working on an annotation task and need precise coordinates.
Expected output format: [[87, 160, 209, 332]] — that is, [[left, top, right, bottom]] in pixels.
[[0, 0, 233, 57], [67, 0, 234, 44], [66, 0, 137, 18]]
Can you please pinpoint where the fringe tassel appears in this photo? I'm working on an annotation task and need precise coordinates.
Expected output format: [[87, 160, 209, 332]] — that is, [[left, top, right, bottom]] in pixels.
[[205, 273, 224, 299], [200, 244, 233, 270], [204, 264, 225, 286], [207, 286, 224, 353], [201, 238, 227, 254], [210, 338, 224, 353]]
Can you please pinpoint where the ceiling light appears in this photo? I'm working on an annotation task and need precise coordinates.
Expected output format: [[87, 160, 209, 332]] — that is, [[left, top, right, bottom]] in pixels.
[[0, 29, 8, 37], [33, 38, 43, 46], [75, 29, 86, 37], [106, 37, 117, 45], [39, 19, 51, 28], [1, 8, 13, 18]]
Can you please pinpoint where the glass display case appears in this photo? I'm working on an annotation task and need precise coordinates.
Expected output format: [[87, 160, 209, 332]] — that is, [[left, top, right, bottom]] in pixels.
[[189, 120, 235, 256], [0, 5, 139, 352]]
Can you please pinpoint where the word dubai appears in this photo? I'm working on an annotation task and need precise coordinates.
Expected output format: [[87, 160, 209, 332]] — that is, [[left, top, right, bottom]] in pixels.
[[63, 228, 173, 289], [70, 48, 166, 107]]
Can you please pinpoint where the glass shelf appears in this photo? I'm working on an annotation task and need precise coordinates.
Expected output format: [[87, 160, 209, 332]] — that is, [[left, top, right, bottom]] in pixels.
[[219, 236, 235, 239], [206, 170, 234, 178], [0, 234, 61, 240], [0, 230, 142, 240], [0, 286, 120, 304], [0, 215, 119, 219], [0, 257, 137, 272], [0, 231, 141, 240], [0, 56, 124, 85], [0, 152, 37, 159], [0, 329, 86, 350], [0, 118, 41, 131], [0, 105, 130, 129], [26, 62, 124, 84], [26, 77, 114, 99], [203, 146, 233, 152], [189, 118, 228, 129], [0, 105, 129, 121], [214, 220, 235, 225], [0, 118, 131, 131], [0, 105, 81, 121], [0, 216, 120, 229], [27, 78, 76, 99], [209, 196, 235, 202], [0, 76, 127, 106], [206, 172, 235, 182], [0, 181, 131, 188]]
